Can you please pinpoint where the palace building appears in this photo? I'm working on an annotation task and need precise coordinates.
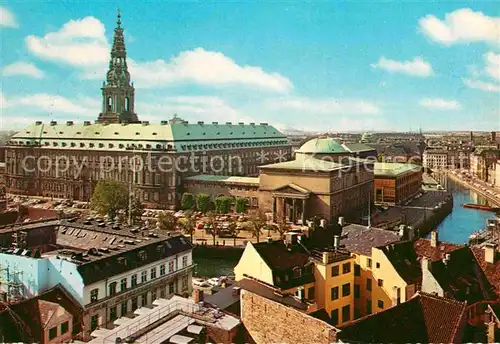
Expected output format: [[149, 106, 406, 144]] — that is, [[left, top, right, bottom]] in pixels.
[[4, 12, 291, 209]]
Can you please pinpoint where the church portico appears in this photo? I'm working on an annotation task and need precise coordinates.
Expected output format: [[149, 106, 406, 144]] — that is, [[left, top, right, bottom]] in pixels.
[[272, 184, 310, 225]]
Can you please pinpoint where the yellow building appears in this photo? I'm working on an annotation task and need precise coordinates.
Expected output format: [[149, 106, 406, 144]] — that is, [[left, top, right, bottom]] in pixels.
[[234, 231, 356, 326]]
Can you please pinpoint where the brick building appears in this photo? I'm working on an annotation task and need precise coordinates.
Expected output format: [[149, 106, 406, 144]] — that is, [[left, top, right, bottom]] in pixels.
[[373, 162, 422, 205], [4, 12, 291, 209]]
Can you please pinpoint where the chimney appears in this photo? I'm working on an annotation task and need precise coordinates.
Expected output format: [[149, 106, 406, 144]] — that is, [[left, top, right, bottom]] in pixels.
[[232, 286, 241, 296], [297, 287, 305, 301], [338, 217, 345, 227], [193, 289, 204, 303], [220, 279, 227, 289], [430, 231, 438, 248], [484, 243, 497, 264], [333, 235, 340, 250], [322, 252, 330, 264], [487, 321, 496, 343]]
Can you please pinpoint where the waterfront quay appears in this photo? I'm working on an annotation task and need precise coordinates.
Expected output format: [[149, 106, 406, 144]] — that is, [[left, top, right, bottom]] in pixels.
[[445, 170, 500, 207]]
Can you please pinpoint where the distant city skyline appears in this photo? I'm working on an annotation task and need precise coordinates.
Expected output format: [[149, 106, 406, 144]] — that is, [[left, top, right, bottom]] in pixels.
[[0, 2, 499, 132]]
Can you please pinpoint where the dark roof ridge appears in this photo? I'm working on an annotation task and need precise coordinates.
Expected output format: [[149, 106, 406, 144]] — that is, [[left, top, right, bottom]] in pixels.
[[415, 291, 467, 306]]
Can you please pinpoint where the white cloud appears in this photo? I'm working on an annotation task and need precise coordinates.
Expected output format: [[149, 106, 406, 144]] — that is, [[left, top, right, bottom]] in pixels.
[[419, 8, 500, 45], [371, 56, 434, 77], [3, 61, 45, 78], [136, 95, 253, 124], [484, 52, 500, 81], [266, 97, 381, 115], [0, 6, 18, 28], [462, 78, 500, 93], [419, 98, 461, 110], [127, 48, 292, 92], [25, 16, 109, 68], [4, 93, 99, 115], [25, 17, 292, 92]]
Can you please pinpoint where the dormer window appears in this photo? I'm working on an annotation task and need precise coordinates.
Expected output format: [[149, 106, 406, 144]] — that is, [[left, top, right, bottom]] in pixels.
[[138, 250, 147, 260], [293, 267, 302, 278]]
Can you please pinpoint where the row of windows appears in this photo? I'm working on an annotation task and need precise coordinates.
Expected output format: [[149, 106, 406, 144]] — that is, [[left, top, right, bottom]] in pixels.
[[331, 305, 350, 325], [90, 256, 189, 302]]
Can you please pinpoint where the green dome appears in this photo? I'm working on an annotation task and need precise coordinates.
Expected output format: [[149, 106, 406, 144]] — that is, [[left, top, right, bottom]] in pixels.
[[297, 138, 347, 154]]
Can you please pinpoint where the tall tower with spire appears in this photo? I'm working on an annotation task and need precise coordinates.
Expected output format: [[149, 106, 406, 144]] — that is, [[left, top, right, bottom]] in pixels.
[[97, 9, 139, 124]]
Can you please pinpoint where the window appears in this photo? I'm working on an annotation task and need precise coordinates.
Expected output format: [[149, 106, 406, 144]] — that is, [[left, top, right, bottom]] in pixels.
[[367, 258, 372, 268], [331, 286, 339, 300], [378, 279, 384, 287], [131, 274, 137, 287], [169, 283, 175, 294], [90, 288, 99, 302], [367, 278, 372, 291], [121, 301, 127, 316], [343, 262, 351, 274], [91, 314, 98, 331], [376, 262, 381, 269], [120, 278, 127, 291], [366, 300, 372, 314], [49, 327, 57, 340], [331, 309, 339, 325], [354, 284, 360, 298], [342, 283, 351, 297], [354, 264, 361, 276], [182, 256, 188, 268], [182, 276, 188, 290], [141, 293, 148, 307], [109, 282, 117, 296], [132, 297, 138, 311], [293, 267, 302, 278], [331, 265, 340, 277], [342, 305, 350, 322], [110, 306, 117, 321], [61, 321, 69, 334], [151, 267, 157, 279], [378, 300, 384, 309], [308, 286, 315, 300], [168, 261, 175, 273], [160, 288, 166, 298], [141, 270, 147, 283], [152, 289, 157, 301], [160, 264, 166, 276]]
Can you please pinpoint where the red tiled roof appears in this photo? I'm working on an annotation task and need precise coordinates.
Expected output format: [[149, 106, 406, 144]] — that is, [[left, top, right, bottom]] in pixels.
[[414, 238, 463, 261], [472, 246, 500, 298], [338, 292, 467, 343], [37, 300, 59, 327]]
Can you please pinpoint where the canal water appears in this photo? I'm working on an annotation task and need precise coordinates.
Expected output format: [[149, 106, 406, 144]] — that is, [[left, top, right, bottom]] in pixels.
[[195, 176, 497, 276], [435, 177, 497, 244]]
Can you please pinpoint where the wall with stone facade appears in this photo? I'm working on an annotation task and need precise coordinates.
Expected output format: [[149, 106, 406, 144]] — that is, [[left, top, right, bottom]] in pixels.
[[240, 289, 338, 344]]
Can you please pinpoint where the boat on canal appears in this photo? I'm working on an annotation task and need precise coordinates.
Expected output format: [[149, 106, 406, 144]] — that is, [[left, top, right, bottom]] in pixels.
[[462, 203, 499, 212]]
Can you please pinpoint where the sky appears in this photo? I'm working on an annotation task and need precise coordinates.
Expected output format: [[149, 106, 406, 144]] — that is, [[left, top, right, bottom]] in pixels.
[[0, 1, 499, 133]]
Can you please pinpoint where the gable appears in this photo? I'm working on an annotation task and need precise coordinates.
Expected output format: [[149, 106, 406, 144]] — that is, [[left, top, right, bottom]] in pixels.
[[234, 242, 274, 285]]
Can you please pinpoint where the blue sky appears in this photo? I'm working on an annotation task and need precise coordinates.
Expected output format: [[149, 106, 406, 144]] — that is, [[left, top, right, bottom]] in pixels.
[[1, 1, 499, 132]]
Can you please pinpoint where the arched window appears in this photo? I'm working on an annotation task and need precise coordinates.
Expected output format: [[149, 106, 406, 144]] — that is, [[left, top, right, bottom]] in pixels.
[[107, 97, 113, 111], [125, 97, 130, 111]]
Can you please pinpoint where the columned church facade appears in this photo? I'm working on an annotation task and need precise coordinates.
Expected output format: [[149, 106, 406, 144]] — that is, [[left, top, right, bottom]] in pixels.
[[4, 13, 291, 209]]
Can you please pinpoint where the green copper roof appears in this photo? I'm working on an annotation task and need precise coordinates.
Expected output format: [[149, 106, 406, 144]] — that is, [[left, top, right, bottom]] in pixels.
[[297, 138, 347, 154], [185, 175, 260, 185], [373, 162, 422, 177], [260, 155, 345, 172], [10, 121, 288, 152]]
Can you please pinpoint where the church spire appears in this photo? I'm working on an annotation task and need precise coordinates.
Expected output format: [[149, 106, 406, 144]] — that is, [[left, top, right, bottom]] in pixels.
[[97, 9, 139, 124]]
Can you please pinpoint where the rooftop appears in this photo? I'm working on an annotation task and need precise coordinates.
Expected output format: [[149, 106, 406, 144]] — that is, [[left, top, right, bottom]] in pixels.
[[373, 162, 422, 177], [380, 241, 421, 284], [296, 137, 375, 155], [340, 224, 402, 256], [471, 245, 500, 298], [10, 121, 288, 152], [413, 237, 463, 261], [260, 155, 346, 172], [184, 175, 260, 185], [338, 293, 467, 343], [85, 295, 240, 344]]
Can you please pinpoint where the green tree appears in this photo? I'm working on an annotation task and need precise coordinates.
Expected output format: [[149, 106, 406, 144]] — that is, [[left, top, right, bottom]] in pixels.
[[90, 179, 128, 219], [196, 193, 211, 213], [181, 193, 195, 210], [243, 211, 268, 243], [235, 197, 248, 213], [157, 211, 178, 232], [215, 196, 233, 214], [128, 196, 144, 225], [205, 211, 220, 245], [179, 210, 196, 242]]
